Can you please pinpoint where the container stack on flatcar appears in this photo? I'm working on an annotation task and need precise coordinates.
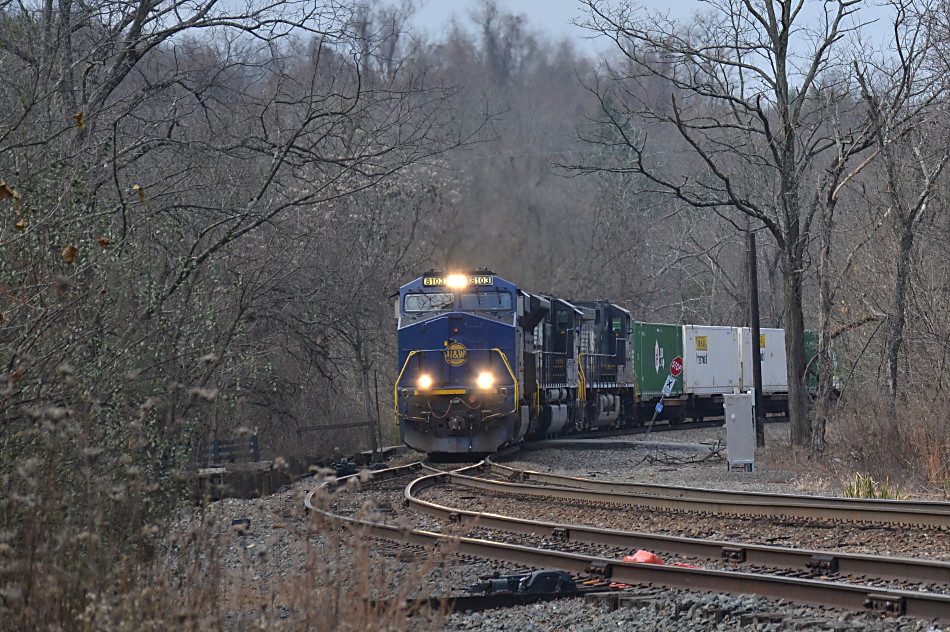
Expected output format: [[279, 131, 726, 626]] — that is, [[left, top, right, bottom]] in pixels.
[[395, 270, 792, 457]]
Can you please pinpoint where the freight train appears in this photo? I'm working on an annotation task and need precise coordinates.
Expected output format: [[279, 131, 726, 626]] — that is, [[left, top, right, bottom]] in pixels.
[[394, 269, 795, 457]]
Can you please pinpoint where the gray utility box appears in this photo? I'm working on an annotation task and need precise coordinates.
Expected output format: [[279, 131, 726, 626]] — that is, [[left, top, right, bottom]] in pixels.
[[724, 391, 755, 471]]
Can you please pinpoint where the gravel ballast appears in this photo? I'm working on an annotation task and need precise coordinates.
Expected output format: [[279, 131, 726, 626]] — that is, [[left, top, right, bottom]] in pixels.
[[179, 424, 950, 631]]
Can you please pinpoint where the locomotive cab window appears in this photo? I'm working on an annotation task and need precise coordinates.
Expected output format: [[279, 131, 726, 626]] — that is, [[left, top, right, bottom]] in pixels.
[[404, 292, 455, 313], [460, 291, 513, 312]]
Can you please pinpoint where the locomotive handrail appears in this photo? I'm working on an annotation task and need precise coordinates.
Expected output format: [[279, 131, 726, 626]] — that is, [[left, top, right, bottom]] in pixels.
[[395, 346, 515, 354], [577, 353, 587, 403], [393, 350, 421, 424], [535, 380, 541, 417], [490, 347, 519, 416]]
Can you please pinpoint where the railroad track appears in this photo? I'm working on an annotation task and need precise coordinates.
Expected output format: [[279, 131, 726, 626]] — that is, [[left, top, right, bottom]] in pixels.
[[456, 461, 950, 528], [407, 466, 950, 585], [305, 460, 950, 624]]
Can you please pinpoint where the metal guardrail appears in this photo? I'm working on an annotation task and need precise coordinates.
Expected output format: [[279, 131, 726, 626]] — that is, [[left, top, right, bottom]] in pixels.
[[295, 421, 374, 439]]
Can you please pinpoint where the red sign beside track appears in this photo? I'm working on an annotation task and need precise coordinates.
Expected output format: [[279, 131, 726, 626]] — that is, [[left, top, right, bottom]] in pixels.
[[670, 356, 683, 377]]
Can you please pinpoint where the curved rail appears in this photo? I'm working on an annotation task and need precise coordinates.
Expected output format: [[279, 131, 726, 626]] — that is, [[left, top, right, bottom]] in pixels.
[[303, 466, 950, 623], [465, 462, 950, 527], [404, 471, 950, 585]]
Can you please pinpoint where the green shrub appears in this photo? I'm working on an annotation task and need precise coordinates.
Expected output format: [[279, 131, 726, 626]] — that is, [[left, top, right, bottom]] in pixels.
[[843, 472, 906, 499]]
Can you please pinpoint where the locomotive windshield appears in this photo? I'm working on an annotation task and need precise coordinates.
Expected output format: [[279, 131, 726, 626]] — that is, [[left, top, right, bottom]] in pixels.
[[404, 292, 455, 312], [460, 291, 513, 312]]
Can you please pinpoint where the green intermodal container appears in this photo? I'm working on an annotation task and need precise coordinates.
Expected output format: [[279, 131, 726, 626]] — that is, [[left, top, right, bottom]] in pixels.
[[632, 322, 684, 399]]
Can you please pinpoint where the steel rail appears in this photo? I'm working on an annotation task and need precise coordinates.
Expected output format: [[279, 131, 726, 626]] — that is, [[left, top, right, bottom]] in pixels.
[[304, 474, 950, 623], [447, 464, 950, 527], [487, 462, 939, 512], [314, 462, 425, 491], [405, 471, 950, 585], [487, 461, 950, 514]]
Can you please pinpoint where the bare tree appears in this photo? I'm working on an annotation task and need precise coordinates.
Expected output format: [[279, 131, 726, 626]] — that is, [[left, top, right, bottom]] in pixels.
[[854, 0, 949, 408], [808, 101, 880, 457], [571, 0, 873, 447], [0, 0, 485, 464]]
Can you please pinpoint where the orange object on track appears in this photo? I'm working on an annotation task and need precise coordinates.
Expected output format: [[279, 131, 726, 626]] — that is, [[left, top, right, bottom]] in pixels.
[[622, 549, 700, 568], [623, 549, 665, 565]]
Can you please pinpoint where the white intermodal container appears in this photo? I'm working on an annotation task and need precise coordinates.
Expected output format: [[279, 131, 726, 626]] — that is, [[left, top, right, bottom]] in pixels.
[[681, 325, 742, 394], [739, 327, 788, 393]]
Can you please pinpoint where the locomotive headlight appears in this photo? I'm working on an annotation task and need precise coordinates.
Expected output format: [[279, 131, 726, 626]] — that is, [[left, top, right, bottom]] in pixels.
[[418, 374, 433, 389], [476, 372, 494, 389], [446, 274, 467, 289]]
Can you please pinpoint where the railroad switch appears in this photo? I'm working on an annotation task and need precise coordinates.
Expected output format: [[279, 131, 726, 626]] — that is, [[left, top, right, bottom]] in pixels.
[[720, 546, 746, 563], [464, 570, 577, 595], [806, 554, 839, 574], [864, 593, 906, 616]]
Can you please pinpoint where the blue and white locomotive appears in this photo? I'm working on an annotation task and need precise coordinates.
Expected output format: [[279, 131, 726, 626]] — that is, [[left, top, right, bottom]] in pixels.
[[395, 269, 635, 456]]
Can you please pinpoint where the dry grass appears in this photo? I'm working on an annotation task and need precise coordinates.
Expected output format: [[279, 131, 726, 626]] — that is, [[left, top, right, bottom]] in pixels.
[[2, 469, 453, 631], [842, 471, 907, 499], [754, 391, 949, 498], [827, 388, 950, 495], [0, 393, 450, 632], [757, 387, 950, 499]]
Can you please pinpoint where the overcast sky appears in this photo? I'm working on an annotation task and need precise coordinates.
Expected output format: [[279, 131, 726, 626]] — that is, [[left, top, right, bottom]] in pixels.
[[409, 0, 618, 54], [409, 0, 895, 57], [412, 0, 593, 37]]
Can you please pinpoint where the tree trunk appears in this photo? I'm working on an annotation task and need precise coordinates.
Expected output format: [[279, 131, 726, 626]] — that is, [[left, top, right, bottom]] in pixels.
[[359, 341, 379, 460], [886, 227, 914, 404], [783, 258, 811, 447], [812, 180, 839, 460]]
